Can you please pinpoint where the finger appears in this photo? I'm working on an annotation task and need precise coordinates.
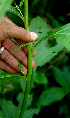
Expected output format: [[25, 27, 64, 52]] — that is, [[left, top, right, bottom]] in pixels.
[[0, 43, 1, 48], [2, 16, 38, 46], [2, 38, 35, 68], [0, 49, 27, 75], [15, 39, 27, 54], [2, 38, 28, 67], [0, 21, 38, 42], [0, 59, 17, 74], [3, 15, 15, 25], [16, 39, 36, 57]]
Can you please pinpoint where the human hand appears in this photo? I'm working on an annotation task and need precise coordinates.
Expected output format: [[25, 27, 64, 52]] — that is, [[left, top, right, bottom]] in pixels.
[[0, 16, 38, 75]]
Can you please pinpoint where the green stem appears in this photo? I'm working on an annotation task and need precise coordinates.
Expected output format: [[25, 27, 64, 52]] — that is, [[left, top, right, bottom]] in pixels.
[[19, 0, 32, 118]]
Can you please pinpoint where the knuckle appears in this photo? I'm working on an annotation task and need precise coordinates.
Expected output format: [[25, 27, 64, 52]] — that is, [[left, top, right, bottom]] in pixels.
[[0, 49, 9, 61]]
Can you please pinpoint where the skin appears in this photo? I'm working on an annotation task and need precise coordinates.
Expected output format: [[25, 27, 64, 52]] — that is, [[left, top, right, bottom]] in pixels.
[[0, 16, 38, 75]]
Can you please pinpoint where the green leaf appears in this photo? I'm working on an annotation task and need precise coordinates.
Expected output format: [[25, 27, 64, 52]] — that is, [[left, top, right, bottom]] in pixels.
[[48, 23, 70, 51], [17, 60, 24, 74], [30, 67, 37, 88], [30, 16, 64, 86], [0, 69, 26, 94], [30, 16, 48, 85], [0, 0, 13, 20], [35, 43, 64, 67], [26, 95, 33, 108], [0, 98, 17, 118], [19, 0, 24, 8], [53, 67, 70, 90], [29, 16, 48, 42], [8, 6, 24, 22], [0, 110, 3, 117], [31, 0, 40, 8], [23, 108, 40, 118], [19, 77, 26, 91], [63, 67, 70, 89], [38, 87, 67, 107], [0, 69, 22, 88], [30, 16, 64, 68], [35, 69, 48, 85]]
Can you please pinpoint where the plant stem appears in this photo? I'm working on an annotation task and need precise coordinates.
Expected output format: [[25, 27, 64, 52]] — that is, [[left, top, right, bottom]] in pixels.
[[19, 0, 32, 117]]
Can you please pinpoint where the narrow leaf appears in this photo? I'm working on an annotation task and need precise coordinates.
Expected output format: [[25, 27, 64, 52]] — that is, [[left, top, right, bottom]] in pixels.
[[10, 42, 32, 54], [8, 6, 24, 22], [18, 61, 23, 72], [17, 60, 26, 76]]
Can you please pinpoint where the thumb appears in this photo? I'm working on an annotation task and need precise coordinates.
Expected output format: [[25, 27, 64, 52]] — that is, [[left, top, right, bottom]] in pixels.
[[0, 21, 38, 42]]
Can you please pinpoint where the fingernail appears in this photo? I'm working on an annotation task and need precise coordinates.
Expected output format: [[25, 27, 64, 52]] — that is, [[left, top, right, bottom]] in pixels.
[[30, 32, 38, 40]]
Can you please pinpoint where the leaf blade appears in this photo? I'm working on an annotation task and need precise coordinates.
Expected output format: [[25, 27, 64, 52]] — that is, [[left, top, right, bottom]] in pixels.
[[0, 69, 22, 88], [0, 0, 13, 20], [30, 16, 64, 67], [35, 43, 64, 67], [53, 67, 70, 90], [48, 23, 70, 51], [38, 87, 67, 107], [8, 6, 24, 22]]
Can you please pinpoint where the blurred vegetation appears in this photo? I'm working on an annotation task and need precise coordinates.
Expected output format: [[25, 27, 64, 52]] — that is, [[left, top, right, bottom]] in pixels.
[[6, 0, 70, 26], [3, 0, 70, 118]]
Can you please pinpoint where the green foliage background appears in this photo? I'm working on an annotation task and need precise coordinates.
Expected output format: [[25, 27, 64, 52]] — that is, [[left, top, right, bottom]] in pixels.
[[0, 0, 70, 118]]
